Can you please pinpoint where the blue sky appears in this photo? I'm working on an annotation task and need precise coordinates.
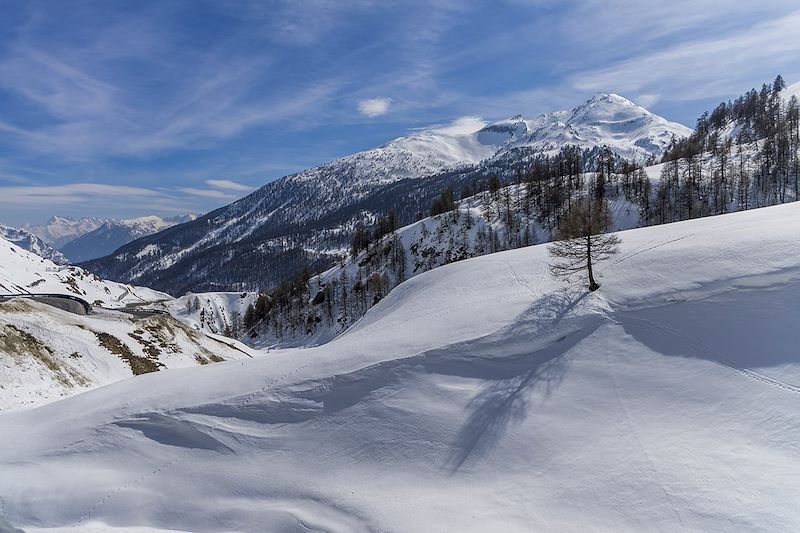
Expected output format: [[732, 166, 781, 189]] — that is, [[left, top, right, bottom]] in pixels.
[[0, 0, 799, 225]]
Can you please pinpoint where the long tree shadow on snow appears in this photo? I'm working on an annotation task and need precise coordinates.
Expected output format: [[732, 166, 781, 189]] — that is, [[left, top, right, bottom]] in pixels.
[[444, 290, 600, 473], [158, 290, 598, 460], [615, 278, 800, 370]]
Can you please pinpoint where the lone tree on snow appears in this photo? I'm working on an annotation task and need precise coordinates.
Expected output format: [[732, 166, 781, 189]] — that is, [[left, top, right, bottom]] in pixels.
[[548, 197, 620, 291]]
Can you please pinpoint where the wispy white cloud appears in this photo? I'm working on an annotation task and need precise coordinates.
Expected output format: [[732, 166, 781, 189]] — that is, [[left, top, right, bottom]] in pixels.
[[0, 6, 344, 161], [0, 182, 160, 200], [0, 183, 162, 212], [634, 94, 661, 108], [178, 188, 236, 199], [0, 182, 230, 225], [571, 8, 800, 102], [0, 172, 37, 185], [358, 97, 392, 118], [205, 179, 254, 192], [260, 0, 377, 46]]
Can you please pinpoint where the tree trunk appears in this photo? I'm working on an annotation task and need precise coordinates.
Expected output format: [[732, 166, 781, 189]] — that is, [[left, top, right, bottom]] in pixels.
[[587, 235, 599, 291]]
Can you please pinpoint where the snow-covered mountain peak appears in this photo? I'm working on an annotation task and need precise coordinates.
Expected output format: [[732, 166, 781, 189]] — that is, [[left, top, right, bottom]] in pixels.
[[584, 92, 633, 105], [568, 93, 655, 127], [285, 93, 687, 193], [103, 215, 173, 233], [476, 114, 529, 145], [508, 92, 694, 160]]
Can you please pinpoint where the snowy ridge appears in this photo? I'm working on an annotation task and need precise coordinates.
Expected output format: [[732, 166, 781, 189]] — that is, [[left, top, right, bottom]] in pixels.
[[0, 223, 69, 265], [0, 234, 166, 307], [1, 203, 799, 530], [110, 215, 194, 235], [0, 298, 254, 411], [0, 234, 257, 411]]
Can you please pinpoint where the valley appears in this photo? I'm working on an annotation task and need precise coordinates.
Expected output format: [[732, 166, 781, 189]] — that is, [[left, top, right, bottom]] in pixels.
[[0, 7, 798, 526]]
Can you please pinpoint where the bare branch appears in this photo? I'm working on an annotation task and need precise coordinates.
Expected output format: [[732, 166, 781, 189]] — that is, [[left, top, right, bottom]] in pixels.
[[547, 198, 621, 291]]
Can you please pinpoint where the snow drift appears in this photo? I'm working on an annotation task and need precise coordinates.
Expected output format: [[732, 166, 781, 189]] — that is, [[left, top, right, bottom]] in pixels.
[[1, 203, 799, 531]]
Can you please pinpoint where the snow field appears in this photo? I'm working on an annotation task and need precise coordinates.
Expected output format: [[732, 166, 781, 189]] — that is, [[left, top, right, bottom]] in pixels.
[[1, 203, 799, 531]]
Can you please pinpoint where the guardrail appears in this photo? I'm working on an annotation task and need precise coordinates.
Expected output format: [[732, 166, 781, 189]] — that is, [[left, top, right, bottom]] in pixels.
[[0, 293, 92, 315]]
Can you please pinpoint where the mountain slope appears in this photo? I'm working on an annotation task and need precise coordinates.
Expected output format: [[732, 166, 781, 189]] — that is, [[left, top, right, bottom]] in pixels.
[[168, 291, 259, 338], [60, 214, 196, 263], [241, 183, 641, 348], [782, 79, 800, 102], [0, 234, 254, 411], [0, 233, 166, 307], [83, 94, 689, 295], [1, 203, 798, 531], [0, 298, 254, 411], [0, 223, 69, 265]]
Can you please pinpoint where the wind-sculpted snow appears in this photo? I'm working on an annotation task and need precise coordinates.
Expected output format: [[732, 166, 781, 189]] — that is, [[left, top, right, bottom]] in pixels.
[[1, 203, 799, 531]]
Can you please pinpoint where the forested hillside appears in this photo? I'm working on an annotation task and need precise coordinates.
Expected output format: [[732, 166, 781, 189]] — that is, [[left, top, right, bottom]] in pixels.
[[242, 172, 641, 347], [653, 76, 799, 221], [239, 77, 800, 347]]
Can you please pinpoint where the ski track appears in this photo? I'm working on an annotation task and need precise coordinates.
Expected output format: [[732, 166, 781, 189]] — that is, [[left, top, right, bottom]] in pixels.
[[603, 348, 687, 530], [616, 314, 800, 396], [502, 260, 542, 299], [600, 218, 740, 273]]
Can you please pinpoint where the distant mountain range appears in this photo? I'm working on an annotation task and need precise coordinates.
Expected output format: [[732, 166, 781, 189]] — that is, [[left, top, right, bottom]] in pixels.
[[59, 215, 196, 263], [13, 215, 196, 263], [82, 93, 690, 295], [23, 216, 106, 249]]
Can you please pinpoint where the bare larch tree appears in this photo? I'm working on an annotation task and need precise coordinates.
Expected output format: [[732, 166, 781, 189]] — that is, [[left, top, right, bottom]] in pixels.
[[548, 197, 621, 291]]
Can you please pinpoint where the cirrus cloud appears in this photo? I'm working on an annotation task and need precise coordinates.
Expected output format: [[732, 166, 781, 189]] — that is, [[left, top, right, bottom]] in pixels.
[[205, 179, 254, 192]]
